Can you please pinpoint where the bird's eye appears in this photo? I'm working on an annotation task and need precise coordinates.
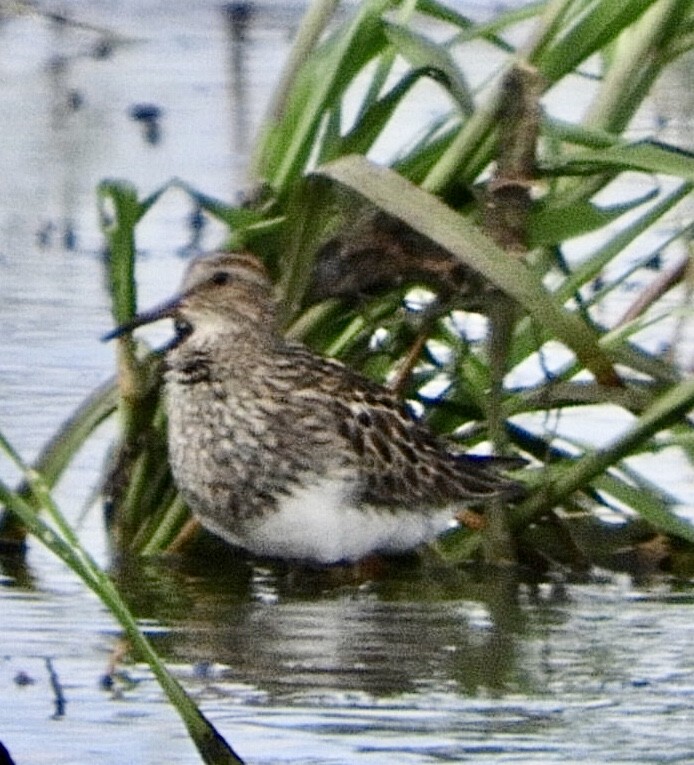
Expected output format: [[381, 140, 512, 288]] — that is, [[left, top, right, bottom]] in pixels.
[[174, 318, 193, 340], [211, 271, 231, 286]]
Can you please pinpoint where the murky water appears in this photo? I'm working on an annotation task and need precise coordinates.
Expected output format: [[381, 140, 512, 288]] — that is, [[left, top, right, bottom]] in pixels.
[[1, 2, 693, 763]]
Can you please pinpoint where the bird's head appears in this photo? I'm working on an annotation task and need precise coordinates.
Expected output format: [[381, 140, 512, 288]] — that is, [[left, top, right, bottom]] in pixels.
[[103, 252, 276, 343]]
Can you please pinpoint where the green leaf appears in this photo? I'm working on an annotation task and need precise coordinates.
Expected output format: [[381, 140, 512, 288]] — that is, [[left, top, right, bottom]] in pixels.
[[174, 180, 270, 228], [0, 435, 245, 765], [97, 180, 170, 327], [542, 140, 694, 181], [527, 191, 658, 247], [543, 117, 622, 149], [513, 376, 694, 541], [338, 68, 456, 158], [98, 180, 143, 326], [393, 119, 459, 182], [555, 181, 693, 302], [383, 20, 475, 114], [536, 0, 658, 81], [256, 0, 392, 191], [440, 0, 544, 48], [414, 0, 476, 30], [593, 471, 694, 543]]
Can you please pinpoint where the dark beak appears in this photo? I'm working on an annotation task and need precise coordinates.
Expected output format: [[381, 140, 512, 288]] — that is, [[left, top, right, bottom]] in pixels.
[[101, 294, 182, 342]]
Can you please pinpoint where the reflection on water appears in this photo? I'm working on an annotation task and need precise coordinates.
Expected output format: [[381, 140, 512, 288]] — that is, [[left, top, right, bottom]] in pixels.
[[105, 563, 694, 764], [4, 548, 694, 764], [1, 1, 693, 763], [114, 555, 526, 700]]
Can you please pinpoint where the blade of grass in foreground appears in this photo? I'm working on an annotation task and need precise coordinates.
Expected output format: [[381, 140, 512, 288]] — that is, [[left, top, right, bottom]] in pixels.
[[0, 430, 245, 765]]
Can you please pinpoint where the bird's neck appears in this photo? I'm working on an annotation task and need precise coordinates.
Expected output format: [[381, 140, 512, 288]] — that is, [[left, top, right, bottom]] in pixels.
[[167, 317, 280, 379]]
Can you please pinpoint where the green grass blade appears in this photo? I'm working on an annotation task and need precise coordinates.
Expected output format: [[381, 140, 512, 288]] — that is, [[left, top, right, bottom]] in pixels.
[[383, 20, 475, 114], [593, 471, 686, 534], [30, 378, 119, 488], [527, 191, 658, 247], [258, 0, 340, 128], [419, 0, 543, 49], [544, 141, 694, 181], [536, 0, 658, 80], [555, 182, 693, 302], [543, 117, 622, 149], [255, 0, 392, 192], [0, 437, 245, 765], [98, 180, 141, 326], [393, 119, 459, 182], [581, 0, 692, 133], [98, 180, 171, 325], [174, 180, 271, 228], [0, 378, 118, 541], [337, 68, 455, 158]]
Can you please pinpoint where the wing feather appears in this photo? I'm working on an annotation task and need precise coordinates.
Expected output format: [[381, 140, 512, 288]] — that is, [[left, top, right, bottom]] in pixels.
[[281, 343, 523, 509]]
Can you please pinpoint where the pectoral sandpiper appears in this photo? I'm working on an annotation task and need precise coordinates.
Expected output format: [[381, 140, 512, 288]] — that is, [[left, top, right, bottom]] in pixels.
[[105, 252, 523, 564]]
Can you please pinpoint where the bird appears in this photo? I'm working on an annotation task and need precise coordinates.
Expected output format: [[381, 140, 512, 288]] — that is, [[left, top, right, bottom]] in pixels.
[[105, 251, 524, 565], [310, 209, 490, 308]]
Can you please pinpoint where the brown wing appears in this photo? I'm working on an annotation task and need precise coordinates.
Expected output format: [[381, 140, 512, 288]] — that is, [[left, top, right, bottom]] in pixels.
[[279, 347, 521, 508], [280, 343, 522, 508], [333, 390, 522, 508]]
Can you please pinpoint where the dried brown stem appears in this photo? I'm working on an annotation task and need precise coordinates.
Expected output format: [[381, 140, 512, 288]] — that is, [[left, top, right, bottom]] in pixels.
[[481, 63, 544, 566], [617, 255, 690, 327]]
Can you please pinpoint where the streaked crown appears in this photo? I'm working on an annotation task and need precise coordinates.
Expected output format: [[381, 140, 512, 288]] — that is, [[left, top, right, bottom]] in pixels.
[[179, 251, 275, 326]]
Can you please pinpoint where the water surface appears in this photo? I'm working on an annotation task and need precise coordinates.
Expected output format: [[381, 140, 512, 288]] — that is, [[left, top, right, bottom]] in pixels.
[[1, 2, 693, 763]]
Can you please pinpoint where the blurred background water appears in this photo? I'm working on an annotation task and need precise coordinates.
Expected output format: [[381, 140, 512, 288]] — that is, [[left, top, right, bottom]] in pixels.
[[0, 2, 693, 763]]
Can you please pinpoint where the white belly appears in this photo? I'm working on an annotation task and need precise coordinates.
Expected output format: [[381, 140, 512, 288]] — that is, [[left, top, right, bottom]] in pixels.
[[197, 478, 455, 565]]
